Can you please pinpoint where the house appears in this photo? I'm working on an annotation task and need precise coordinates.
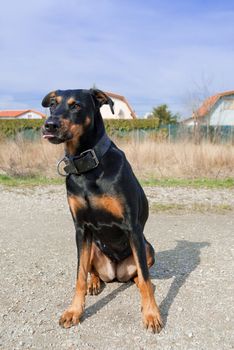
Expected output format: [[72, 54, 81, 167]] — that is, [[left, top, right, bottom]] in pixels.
[[0, 109, 46, 119], [183, 90, 234, 126], [101, 92, 137, 119]]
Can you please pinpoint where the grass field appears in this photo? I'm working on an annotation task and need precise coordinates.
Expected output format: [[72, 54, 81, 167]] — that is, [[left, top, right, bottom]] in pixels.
[[0, 174, 233, 188], [0, 137, 233, 187]]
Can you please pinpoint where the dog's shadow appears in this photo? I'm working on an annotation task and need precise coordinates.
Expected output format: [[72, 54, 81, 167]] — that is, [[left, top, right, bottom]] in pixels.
[[83, 240, 210, 326], [151, 240, 210, 325]]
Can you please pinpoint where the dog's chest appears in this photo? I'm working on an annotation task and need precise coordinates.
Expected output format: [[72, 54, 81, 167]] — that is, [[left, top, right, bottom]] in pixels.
[[67, 192, 131, 261], [67, 193, 124, 222]]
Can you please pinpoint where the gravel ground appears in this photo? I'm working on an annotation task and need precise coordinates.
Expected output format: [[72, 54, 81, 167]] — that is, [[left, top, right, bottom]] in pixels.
[[144, 186, 234, 208], [0, 185, 233, 350]]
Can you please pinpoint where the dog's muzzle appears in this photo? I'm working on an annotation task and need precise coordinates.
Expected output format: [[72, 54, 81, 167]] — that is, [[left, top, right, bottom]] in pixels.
[[42, 117, 61, 139]]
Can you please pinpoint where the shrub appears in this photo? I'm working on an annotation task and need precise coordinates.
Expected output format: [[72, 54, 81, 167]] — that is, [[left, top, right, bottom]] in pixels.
[[0, 119, 44, 140], [0, 119, 159, 139]]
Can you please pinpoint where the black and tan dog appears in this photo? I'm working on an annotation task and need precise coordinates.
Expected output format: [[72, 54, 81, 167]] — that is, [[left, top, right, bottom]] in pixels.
[[41, 89, 162, 333]]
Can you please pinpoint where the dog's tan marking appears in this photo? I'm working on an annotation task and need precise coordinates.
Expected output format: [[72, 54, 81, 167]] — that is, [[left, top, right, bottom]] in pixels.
[[59, 240, 91, 328], [68, 195, 87, 217], [67, 97, 76, 105], [61, 119, 84, 155], [67, 124, 84, 154], [85, 116, 91, 126], [91, 195, 124, 218], [56, 95, 62, 104]]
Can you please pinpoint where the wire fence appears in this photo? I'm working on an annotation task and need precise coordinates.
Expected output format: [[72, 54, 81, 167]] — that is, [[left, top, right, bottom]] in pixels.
[[113, 125, 234, 144], [8, 124, 234, 144]]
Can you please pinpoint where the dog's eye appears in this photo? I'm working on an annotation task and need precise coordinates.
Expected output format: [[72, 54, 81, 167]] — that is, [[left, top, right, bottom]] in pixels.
[[49, 98, 57, 110], [70, 102, 81, 111]]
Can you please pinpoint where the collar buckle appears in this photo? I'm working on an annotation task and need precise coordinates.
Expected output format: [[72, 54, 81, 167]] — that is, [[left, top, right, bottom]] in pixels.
[[57, 157, 69, 177], [79, 149, 99, 168]]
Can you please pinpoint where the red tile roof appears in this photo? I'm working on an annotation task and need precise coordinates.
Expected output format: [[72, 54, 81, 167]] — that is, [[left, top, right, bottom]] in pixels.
[[196, 90, 234, 118], [0, 109, 46, 118]]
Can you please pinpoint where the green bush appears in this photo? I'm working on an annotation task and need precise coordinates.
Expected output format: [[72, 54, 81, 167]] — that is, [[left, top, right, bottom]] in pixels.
[[0, 119, 159, 139], [0, 119, 44, 139], [104, 119, 159, 135]]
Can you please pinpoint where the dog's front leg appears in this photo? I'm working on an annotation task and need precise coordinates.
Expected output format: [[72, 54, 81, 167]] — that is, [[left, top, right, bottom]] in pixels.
[[59, 228, 92, 328], [130, 226, 163, 333]]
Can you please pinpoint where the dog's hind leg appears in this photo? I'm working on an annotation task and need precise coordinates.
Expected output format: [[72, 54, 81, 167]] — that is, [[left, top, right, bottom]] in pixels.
[[116, 240, 155, 283], [116, 254, 137, 282], [87, 271, 101, 295], [87, 243, 102, 295], [88, 242, 116, 293]]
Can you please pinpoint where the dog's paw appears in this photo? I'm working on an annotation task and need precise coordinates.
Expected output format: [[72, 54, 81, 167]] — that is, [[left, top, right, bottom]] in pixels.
[[87, 274, 101, 295], [142, 309, 163, 333], [59, 309, 81, 329]]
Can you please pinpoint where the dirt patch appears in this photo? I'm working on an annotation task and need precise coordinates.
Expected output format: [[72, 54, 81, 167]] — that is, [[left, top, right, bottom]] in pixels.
[[0, 186, 233, 349]]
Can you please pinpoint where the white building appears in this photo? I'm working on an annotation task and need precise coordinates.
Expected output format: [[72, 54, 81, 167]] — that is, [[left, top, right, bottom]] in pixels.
[[101, 92, 137, 119], [0, 109, 46, 119]]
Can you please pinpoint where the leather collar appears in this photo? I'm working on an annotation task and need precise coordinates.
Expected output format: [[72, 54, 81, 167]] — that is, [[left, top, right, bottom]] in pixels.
[[57, 133, 111, 176]]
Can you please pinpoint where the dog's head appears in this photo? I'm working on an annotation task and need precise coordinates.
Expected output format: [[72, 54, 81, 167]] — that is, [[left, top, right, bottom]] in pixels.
[[41, 89, 114, 145]]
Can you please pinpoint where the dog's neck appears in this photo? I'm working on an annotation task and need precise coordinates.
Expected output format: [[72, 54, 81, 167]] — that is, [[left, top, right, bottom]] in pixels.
[[65, 110, 106, 156]]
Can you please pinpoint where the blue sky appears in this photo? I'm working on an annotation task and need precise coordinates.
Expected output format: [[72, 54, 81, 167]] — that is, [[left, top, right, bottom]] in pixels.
[[0, 0, 234, 117]]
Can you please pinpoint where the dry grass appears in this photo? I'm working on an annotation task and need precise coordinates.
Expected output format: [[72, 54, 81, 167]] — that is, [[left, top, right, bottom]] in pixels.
[[0, 137, 233, 179], [120, 139, 234, 179], [0, 137, 63, 177]]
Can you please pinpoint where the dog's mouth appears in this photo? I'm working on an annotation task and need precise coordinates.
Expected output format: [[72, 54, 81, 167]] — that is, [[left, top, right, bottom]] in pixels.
[[42, 133, 56, 139], [42, 127, 71, 144], [43, 134, 63, 144]]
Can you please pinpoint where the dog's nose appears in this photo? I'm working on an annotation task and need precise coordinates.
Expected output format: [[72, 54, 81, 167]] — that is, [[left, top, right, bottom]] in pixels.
[[44, 118, 60, 132]]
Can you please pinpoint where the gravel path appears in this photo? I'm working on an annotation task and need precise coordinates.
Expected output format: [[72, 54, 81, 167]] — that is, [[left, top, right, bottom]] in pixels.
[[144, 186, 234, 210], [0, 185, 233, 349]]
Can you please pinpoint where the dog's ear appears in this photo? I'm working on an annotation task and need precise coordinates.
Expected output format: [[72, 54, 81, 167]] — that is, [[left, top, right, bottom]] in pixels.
[[41, 91, 57, 107], [90, 89, 114, 114]]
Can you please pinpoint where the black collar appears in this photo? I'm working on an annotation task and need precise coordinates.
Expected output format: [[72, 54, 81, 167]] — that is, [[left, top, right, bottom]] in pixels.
[[57, 133, 111, 176]]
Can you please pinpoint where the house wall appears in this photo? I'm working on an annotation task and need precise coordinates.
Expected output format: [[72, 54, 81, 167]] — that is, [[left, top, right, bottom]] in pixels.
[[208, 95, 234, 126], [100, 98, 133, 119], [16, 112, 43, 119]]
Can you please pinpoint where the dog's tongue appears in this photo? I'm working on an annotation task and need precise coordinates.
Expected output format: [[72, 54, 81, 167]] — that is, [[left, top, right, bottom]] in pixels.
[[43, 134, 55, 139]]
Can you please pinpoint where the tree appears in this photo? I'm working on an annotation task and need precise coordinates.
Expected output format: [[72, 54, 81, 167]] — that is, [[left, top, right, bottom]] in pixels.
[[148, 104, 178, 126], [182, 74, 214, 120]]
